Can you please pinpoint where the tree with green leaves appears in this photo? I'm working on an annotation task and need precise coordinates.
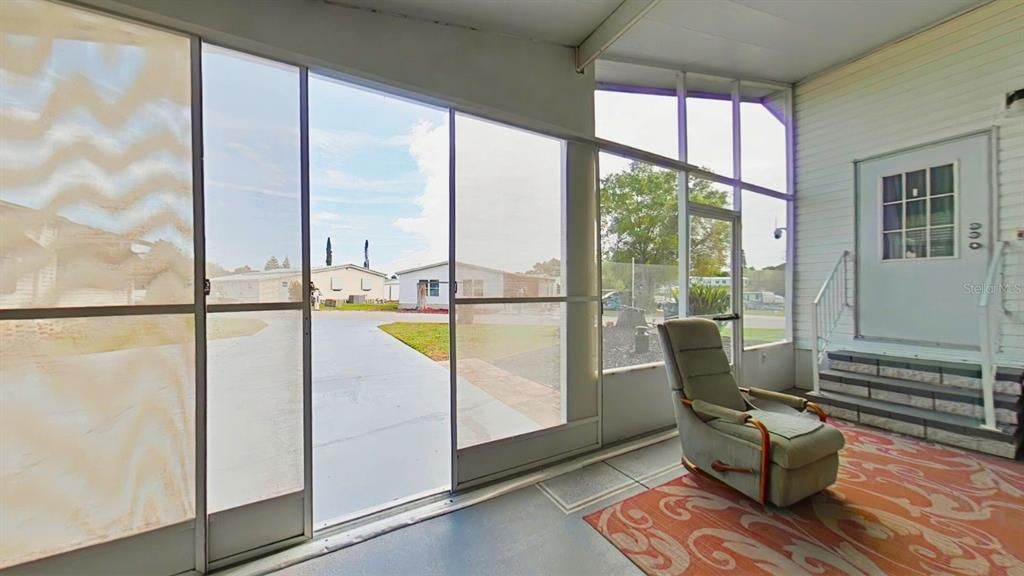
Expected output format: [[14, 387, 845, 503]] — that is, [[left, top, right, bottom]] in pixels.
[[600, 161, 730, 312], [526, 258, 561, 277], [264, 256, 281, 271]]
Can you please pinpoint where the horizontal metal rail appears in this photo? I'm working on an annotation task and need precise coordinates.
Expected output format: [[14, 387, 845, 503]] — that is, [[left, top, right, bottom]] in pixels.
[[0, 304, 194, 320], [596, 138, 789, 200], [453, 296, 598, 305]]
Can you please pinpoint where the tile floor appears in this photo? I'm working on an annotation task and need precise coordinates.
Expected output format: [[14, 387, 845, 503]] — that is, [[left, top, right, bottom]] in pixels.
[[272, 438, 685, 576]]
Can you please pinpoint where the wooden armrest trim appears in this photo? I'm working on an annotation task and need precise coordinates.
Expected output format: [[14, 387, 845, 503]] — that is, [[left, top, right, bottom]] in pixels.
[[679, 398, 772, 505], [805, 401, 828, 423], [745, 416, 771, 505]]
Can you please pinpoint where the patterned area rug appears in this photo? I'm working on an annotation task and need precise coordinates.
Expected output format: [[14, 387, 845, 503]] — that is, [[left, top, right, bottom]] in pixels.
[[585, 421, 1024, 575]]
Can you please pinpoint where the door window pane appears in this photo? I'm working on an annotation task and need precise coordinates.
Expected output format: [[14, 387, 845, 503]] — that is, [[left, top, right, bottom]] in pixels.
[[883, 232, 903, 260], [599, 155, 679, 370], [202, 45, 301, 304], [905, 229, 927, 259], [688, 215, 733, 316], [741, 191, 787, 348], [1, 314, 195, 568], [930, 164, 954, 195], [883, 204, 902, 231], [930, 196, 954, 226], [455, 303, 564, 448], [882, 175, 903, 203], [906, 199, 927, 229], [905, 170, 926, 199], [0, 0, 193, 309], [454, 115, 564, 298], [207, 310, 302, 513], [930, 227, 955, 257]]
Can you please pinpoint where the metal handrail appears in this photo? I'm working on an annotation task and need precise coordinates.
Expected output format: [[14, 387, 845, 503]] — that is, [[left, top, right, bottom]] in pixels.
[[810, 251, 850, 394], [978, 241, 1008, 430]]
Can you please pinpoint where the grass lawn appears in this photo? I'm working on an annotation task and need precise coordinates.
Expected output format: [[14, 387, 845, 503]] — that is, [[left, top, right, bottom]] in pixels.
[[323, 302, 399, 312], [379, 322, 559, 362], [745, 309, 785, 317], [741, 327, 786, 347]]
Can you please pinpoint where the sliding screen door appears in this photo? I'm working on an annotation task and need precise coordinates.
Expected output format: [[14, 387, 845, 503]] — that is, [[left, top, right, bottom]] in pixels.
[[451, 113, 599, 487], [201, 44, 306, 563], [0, 1, 198, 573]]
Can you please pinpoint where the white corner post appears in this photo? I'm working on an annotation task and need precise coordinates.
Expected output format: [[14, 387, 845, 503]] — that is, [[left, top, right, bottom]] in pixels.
[[731, 80, 743, 375], [676, 72, 689, 318]]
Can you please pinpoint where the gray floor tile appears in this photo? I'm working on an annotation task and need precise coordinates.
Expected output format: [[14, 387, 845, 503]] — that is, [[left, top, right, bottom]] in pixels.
[[537, 462, 638, 513], [274, 485, 642, 576], [638, 464, 687, 488], [604, 438, 681, 483]]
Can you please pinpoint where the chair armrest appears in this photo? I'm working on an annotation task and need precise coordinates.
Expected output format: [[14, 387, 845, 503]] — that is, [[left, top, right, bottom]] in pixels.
[[689, 399, 750, 424], [744, 387, 808, 410], [743, 387, 828, 422]]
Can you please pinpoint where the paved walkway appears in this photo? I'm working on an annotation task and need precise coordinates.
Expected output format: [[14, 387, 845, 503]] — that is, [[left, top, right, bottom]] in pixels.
[[311, 311, 539, 526]]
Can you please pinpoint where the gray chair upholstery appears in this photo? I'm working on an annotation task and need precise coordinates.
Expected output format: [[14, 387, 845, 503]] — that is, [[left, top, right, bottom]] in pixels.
[[658, 318, 844, 506]]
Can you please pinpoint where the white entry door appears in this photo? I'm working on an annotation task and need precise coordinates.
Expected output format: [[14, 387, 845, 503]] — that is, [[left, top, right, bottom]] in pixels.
[[856, 132, 992, 348]]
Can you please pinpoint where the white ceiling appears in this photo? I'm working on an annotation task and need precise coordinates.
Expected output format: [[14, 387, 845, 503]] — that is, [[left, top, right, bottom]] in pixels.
[[327, 0, 620, 45], [608, 0, 986, 83], [330, 0, 988, 84]]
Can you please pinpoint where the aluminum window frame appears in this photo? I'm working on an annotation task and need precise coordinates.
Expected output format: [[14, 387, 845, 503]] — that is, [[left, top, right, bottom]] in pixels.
[[596, 73, 795, 366], [17, 3, 801, 571]]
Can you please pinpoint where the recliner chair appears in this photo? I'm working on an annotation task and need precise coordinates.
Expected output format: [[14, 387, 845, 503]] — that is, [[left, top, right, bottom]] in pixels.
[[657, 318, 845, 507]]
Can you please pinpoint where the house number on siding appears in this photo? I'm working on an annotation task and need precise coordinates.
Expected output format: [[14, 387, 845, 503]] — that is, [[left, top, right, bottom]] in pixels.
[[969, 222, 982, 249]]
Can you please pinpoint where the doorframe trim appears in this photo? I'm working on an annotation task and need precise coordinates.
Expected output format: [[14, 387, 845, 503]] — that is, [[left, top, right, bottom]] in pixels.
[[852, 127, 998, 343]]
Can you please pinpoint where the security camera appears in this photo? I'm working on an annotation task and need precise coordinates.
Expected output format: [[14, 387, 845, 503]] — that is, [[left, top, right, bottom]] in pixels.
[[773, 227, 786, 240]]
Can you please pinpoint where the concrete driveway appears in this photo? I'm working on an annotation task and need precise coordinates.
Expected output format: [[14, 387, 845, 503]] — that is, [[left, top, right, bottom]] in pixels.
[[312, 311, 539, 527]]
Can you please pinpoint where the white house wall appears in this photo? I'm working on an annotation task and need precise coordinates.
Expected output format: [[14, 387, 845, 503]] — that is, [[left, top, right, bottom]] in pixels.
[[398, 264, 450, 309], [311, 268, 386, 303], [794, 0, 1024, 360]]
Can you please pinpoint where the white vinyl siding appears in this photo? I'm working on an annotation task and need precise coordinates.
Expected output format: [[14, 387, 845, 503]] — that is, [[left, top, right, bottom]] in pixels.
[[794, 0, 1024, 360]]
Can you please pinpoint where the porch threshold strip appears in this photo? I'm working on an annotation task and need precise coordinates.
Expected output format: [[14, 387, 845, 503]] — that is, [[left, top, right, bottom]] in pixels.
[[215, 427, 680, 576]]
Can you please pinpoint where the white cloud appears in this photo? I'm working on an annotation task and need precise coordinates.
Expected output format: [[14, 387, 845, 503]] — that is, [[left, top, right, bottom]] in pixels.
[[390, 119, 449, 271], [310, 127, 410, 163], [313, 168, 419, 192]]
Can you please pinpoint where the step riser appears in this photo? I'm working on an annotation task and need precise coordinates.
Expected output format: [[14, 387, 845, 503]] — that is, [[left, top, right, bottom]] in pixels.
[[828, 359, 1023, 397], [819, 379, 1020, 426], [818, 402, 1019, 459]]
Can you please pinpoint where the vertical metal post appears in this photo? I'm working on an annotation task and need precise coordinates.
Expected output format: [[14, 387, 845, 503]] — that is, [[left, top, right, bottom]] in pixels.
[[731, 80, 743, 376], [810, 300, 820, 394], [299, 67, 313, 538], [189, 35, 208, 574], [783, 85, 795, 343], [676, 72, 689, 317], [447, 111, 459, 489]]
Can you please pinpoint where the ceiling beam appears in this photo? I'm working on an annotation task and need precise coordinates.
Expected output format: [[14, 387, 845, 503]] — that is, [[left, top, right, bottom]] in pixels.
[[575, 0, 660, 73]]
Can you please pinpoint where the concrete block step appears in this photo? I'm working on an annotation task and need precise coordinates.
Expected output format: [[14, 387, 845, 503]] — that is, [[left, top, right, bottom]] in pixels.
[[786, 388, 1021, 459], [827, 350, 1023, 396], [819, 369, 1021, 425]]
